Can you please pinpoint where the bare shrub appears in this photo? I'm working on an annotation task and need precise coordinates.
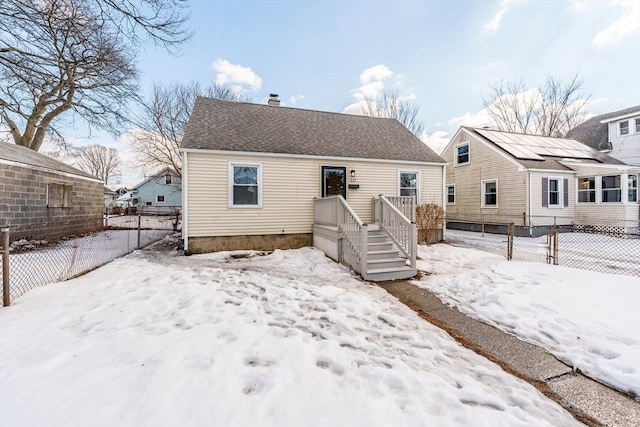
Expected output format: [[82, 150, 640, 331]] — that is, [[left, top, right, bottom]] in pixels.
[[416, 203, 444, 245]]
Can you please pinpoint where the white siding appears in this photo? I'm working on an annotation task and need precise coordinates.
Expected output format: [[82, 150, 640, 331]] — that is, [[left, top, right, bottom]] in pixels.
[[608, 117, 640, 166], [186, 152, 444, 237]]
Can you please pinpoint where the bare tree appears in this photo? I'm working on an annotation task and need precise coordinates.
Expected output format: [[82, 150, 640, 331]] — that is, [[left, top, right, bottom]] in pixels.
[[362, 88, 425, 136], [74, 144, 120, 185], [482, 74, 589, 136], [0, 0, 190, 151], [130, 82, 250, 176]]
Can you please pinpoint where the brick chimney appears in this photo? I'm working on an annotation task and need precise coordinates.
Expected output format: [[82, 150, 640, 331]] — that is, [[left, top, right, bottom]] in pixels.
[[268, 93, 280, 106]]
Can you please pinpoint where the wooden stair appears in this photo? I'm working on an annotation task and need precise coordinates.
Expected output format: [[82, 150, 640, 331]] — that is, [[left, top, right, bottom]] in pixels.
[[363, 227, 416, 281]]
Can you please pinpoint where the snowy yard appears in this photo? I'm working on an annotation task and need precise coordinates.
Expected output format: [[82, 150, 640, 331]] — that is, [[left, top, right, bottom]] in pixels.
[[445, 229, 640, 276], [1, 229, 172, 300], [0, 244, 579, 427], [415, 243, 640, 398]]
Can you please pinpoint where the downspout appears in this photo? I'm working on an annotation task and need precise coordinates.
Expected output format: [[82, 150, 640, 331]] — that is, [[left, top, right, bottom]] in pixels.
[[442, 163, 447, 240], [527, 170, 532, 236], [182, 151, 189, 252]]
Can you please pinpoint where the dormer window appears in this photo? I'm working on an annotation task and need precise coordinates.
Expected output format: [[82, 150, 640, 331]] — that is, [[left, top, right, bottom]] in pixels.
[[164, 175, 172, 184], [455, 143, 469, 165]]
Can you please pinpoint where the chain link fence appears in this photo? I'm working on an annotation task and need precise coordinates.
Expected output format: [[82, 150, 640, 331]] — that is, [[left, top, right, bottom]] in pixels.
[[1, 214, 180, 305], [445, 215, 639, 277]]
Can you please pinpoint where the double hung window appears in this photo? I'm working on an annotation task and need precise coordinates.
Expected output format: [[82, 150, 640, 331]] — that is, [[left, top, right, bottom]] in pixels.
[[230, 163, 261, 207]]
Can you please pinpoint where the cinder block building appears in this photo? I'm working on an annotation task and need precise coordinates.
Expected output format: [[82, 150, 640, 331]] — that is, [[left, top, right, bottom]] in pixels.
[[0, 142, 104, 240]]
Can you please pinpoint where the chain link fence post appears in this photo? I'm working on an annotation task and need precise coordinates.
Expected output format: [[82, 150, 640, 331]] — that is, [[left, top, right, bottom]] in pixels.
[[137, 214, 142, 249], [552, 227, 559, 265], [2, 226, 10, 307]]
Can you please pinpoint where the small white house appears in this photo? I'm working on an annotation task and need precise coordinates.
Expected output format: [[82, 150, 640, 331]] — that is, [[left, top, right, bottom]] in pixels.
[[180, 96, 447, 280]]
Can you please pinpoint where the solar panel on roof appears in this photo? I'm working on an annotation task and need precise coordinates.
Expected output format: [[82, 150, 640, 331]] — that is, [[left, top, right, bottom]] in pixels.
[[474, 128, 598, 161]]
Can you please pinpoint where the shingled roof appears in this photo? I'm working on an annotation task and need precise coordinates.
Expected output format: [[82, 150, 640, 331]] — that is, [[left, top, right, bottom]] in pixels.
[[181, 97, 445, 164], [0, 142, 98, 180], [565, 105, 640, 151]]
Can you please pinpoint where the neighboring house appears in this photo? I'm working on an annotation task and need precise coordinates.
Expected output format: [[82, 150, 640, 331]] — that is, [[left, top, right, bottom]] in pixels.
[[180, 96, 446, 280], [0, 142, 103, 240], [130, 167, 181, 214], [442, 127, 639, 234], [104, 187, 117, 210], [566, 106, 640, 166], [114, 187, 132, 197]]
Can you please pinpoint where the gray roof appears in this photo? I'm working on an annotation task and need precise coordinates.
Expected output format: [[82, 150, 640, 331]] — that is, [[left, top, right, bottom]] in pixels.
[[181, 97, 445, 164], [565, 105, 640, 151], [0, 142, 98, 180], [466, 127, 626, 170]]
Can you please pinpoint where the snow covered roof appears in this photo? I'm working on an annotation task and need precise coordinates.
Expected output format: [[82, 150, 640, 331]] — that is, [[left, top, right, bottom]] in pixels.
[[181, 97, 446, 164]]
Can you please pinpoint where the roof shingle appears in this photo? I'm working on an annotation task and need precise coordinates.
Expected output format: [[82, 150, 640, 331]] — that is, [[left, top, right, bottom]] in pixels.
[[0, 142, 98, 179], [181, 97, 445, 164]]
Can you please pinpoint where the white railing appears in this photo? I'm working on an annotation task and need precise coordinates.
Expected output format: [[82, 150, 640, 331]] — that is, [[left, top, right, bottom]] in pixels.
[[375, 195, 417, 270], [381, 196, 416, 222], [313, 196, 365, 274]]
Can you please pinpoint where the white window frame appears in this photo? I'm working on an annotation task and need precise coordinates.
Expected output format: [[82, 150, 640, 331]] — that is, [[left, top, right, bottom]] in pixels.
[[547, 177, 562, 208], [619, 120, 629, 136], [446, 184, 455, 204], [481, 179, 498, 208], [454, 142, 470, 166], [164, 175, 172, 184], [577, 176, 596, 204], [156, 195, 165, 204], [601, 174, 622, 203], [228, 162, 263, 208], [635, 118, 640, 134], [398, 170, 420, 204]]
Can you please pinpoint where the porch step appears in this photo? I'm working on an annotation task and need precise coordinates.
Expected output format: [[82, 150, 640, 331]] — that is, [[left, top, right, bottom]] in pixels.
[[366, 257, 407, 270], [367, 249, 400, 260], [365, 266, 416, 282], [367, 242, 395, 251]]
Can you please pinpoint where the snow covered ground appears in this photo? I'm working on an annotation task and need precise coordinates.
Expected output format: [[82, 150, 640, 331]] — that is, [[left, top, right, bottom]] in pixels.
[[414, 243, 640, 398], [0, 244, 579, 427], [1, 229, 172, 300], [445, 229, 640, 276]]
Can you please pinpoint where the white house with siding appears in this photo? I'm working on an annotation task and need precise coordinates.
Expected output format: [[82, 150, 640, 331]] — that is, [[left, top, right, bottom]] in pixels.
[[566, 105, 640, 167], [442, 127, 639, 234], [180, 96, 446, 280]]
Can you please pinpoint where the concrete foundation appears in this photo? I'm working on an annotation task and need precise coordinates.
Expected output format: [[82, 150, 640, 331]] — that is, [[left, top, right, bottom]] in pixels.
[[187, 233, 312, 254]]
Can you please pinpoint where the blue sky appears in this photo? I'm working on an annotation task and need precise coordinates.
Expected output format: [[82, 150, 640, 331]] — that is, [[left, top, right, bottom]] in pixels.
[[88, 0, 640, 186]]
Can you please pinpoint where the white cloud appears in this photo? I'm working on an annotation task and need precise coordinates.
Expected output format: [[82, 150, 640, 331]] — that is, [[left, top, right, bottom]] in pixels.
[[448, 108, 493, 129], [352, 81, 385, 101], [211, 58, 262, 92], [483, 0, 510, 33], [420, 130, 450, 155], [593, 1, 640, 47], [342, 100, 368, 116], [342, 64, 394, 115], [288, 95, 305, 105], [360, 64, 392, 83]]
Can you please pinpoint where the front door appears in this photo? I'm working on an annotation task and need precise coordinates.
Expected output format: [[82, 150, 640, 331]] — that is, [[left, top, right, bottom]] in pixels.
[[322, 166, 346, 199]]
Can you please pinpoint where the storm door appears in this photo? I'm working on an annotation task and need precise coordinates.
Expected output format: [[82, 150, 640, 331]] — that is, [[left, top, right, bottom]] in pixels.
[[321, 166, 346, 199]]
